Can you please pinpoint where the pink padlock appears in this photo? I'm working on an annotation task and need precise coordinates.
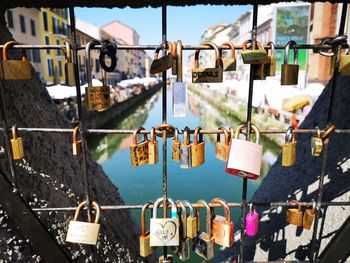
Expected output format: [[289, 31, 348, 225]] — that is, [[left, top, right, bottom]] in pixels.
[[225, 124, 262, 180], [246, 203, 259, 236]]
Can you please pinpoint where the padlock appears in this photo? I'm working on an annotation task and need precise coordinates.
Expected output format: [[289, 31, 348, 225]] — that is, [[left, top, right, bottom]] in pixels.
[[192, 41, 223, 83], [183, 200, 197, 239], [150, 197, 179, 247], [140, 201, 155, 257], [339, 48, 350, 76], [85, 39, 111, 111], [282, 126, 297, 167], [10, 126, 24, 160], [246, 203, 259, 237], [286, 200, 303, 227], [264, 41, 277, 77], [158, 255, 173, 263], [66, 200, 101, 245], [130, 127, 149, 167], [226, 124, 262, 180], [193, 200, 214, 260], [241, 40, 268, 64], [281, 40, 299, 85], [176, 201, 187, 239], [173, 201, 190, 261], [172, 128, 181, 162], [215, 127, 229, 162], [303, 200, 316, 230], [173, 40, 187, 118], [191, 127, 205, 167], [72, 126, 81, 156], [210, 198, 234, 247], [150, 42, 173, 74], [148, 127, 158, 164], [180, 127, 192, 169], [0, 41, 31, 80], [311, 127, 323, 157], [171, 41, 177, 76], [220, 41, 236, 71], [64, 40, 75, 86], [252, 63, 266, 80]]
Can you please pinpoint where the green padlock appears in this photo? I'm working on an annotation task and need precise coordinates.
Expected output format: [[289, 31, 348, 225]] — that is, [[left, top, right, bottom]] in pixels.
[[241, 40, 268, 64]]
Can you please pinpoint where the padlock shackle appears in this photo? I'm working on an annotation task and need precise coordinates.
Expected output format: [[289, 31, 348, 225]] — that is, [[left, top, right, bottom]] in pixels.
[[220, 41, 236, 59], [154, 42, 172, 60], [242, 39, 264, 52], [194, 41, 223, 69], [217, 127, 229, 145], [3, 41, 27, 61], [141, 201, 153, 237], [315, 127, 321, 139], [311, 199, 317, 214], [85, 39, 102, 87], [284, 40, 298, 65], [248, 203, 253, 215], [171, 41, 177, 59], [183, 126, 190, 146], [210, 198, 231, 223], [290, 200, 301, 212], [153, 197, 177, 219], [73, 126, 80, 144], [64, 40, 73, 63], [73, 200, 100, 224], [12, 126, 18, 140], [194, 127, 203, 145], [229, 127, 234, 143], [174, 128, 179, 142], [234, 123, 260, 143], [176, 200, 187, 238], [321, 124, 336, 140], [265, 41, 275, 56], [132, 127, 148, 145], [150, 127, 156, 144], [183, 200, 194, 217], [196, 199, 212, 236], [285, 126, 295, 144], [176, 40, 183, 82]]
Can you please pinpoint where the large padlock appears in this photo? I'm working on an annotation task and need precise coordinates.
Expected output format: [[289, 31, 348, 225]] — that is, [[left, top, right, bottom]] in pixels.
[[193, 200, 214, 261], [282, 126, 297, 167], [66, 201, 101, 245], [148, 127, 158, 165], [180, 127, 192, 169], [11, 126, 24, 160], [246, 203, 259, 237], [215, 127, 229, 162], [150, 197, 179, 247], [130, 127, 149, 167], [264, 41, 277, 77], [183, 200, 197, 239], [303, 200, 316, 230], [220, 42, 236, 71], [85, 39, 111, 111], [172, 128, 181, 162], [72, 126, 81, 156], [241, 40, 268, 64], [281, 40, 299, 85], [339, 48, 350, 76], [191, 127, 205, 167], [211, 198, 234, 247], [140, 201, 155, 257], [286, 200, 303, 227], [311, 127, 323, 157], [226, 124, 262, 180], [64, 40, 75, 86], [173, 201, 190, 261], [0, 41, 31, 80], [192, 41, 223, 83], [150, 42, 173, 74]]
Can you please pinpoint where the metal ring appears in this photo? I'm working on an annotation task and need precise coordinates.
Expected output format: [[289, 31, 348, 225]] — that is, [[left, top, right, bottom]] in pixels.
[[155, 123, 175, 138]]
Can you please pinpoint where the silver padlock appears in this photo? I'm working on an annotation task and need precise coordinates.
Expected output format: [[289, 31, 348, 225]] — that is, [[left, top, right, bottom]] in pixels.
[[180, 127, 192, 168]]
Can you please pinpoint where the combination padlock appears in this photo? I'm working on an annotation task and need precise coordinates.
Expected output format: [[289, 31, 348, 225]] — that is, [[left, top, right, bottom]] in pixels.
[[180, 127, 192, 169], [64, 40, 75, 86], [150, 42, 173, 74], [220, 41, 236, 71], [191, 127, 205, 167], [130, 127, 149, 167], [281, 40, 299, 85], [286, 200, 303, 227], [282, 126, 297, 167], [211, 198, 234, 247], [246, 203, 259, 237], [72, 126, 81, 156], [311, 127, 323, 157], [215, 127, 229, 162], [11, 126, 24, 160], [148, 127, 158, 164], [139, 201, 155, 257]]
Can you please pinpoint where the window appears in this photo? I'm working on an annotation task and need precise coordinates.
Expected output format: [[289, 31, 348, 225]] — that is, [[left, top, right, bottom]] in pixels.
[[6, 10, 14, 29], [95, 59, 100, 73], [45, 36, 50, 54], [56, 40, 61, 56], [52, 17, 60, 34], [19, 15, 26, 33], [32, 50, 41, 63], [30, 19, 36, 36], [47, 59, 54, 76], [58, 61, 62, 76], [43, 12, 48, 31], [26, 50, 32, 62]]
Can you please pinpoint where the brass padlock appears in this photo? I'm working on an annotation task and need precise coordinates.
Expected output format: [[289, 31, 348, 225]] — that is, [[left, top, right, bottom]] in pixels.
[[130, 127, 149, 167], [303, 200, 316, 230], [264, 41, 277, 77], [72, 126, 81, 156], [221, 41, 236, 71], [281, 40, 299, 85], [11, 126, 24, 160], [85, 39, 111, 111], [192, 41, 223, 83], [140, 201, 155, 257], [150, 42, 173, 74], [282, 126, 297, 167], [183, 200, 197, 239], [252, 63, 266, 80], [173, 201, 190, 261], [339, 48, 350, 76], [286, 200, 303, 227], [215, 127, 229, 161], [64, 40, 75, 86], [180, 127, 192, 169], [241, 40, 268, 64], [158, 255, 173, 263], [311, 127, 323, 157], [148, 128, 158, 165], [171, 41, 177, 76], [172, 128, 181, 162], [191, 127, 205, 167], [66, 201, 101, 245], [0, 41, 31, 80]]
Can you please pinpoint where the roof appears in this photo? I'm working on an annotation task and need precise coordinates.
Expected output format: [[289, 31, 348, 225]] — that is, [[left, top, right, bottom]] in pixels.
[[75, 19, 100, 40]]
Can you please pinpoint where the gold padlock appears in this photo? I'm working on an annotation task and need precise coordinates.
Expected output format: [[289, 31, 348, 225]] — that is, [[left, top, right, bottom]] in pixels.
[[339, 48, 350, 76], [311, 127, 323, 157], [264, 41, 277, 77], [11, 126, 24, 160], [282, 126, 297, 167], [140, 201, 155, 257], [171, 41, 177, 76], [183, 200, 197, 239], [172, 128, 181, 162], [148, 127, 158, 165], [220, 42, 236, 71], [66, 201, 101, 245], [215, 127, 229, 161], [281, 40, 299, 85], [303, 200, 316, 230], [191, 127, 205, 167], [150, 42, 173, 74], [241, 40, 268, 64], [130, 127, 149, 167], [64, 40, 76, 86], [72, 126, 81, 156], [192, 41, 223, 83], [0, 41, 32, 80], [286, 200, 303, 227]]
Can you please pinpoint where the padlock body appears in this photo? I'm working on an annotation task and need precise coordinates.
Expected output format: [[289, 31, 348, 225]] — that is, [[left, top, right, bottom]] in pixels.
[[87, 85, 111, 111], [66, 220, 100, 245], [241, 50, 268, 64], [281, 64, 299, 85], [264, 55, 276, 76], [180, 144, 192, 169], [65, 62, 76, 86], [246, 211, 259, 236], [311, 137, 323, 157], [150, 218, 179, 246], [140, 231, 155, 257], [158, 255, 173, 263], [186, 216, 197, 239], [178, 238, 190, 261], [253, 64, 266, 80], [148, 141, 158, 164], [191, 141, 205, 167], [303, 209, 315, 230], [222, 58, 236, 71], [215, 142, 229, 162], [339, 54, 350, 76], [212, 215, 234, 247], [192, 68, 223, 83], [11, 137, 24, 160], [226, 139, 262, 180], [282, 140, 297, 167], [0, 60, 31, 80], [172, 140, 181, 162], [286, 208, 303, 226], [194, 233, 214, 260], [130, 140, 149, 167], [150, 55, 173, 74], [72, 141, 82, 156], [172, 55, 177, 76]]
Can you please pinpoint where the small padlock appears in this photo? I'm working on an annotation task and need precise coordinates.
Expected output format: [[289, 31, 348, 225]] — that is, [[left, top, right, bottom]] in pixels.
[[64, 40, 75, 86], [215, 127, 229, 162], [150, 42, 173, 74], [148, 128, 158, 165], [158, 255, 173, 263], [0, 41, 31, 80], [130, 127, 149, 167], [246, 203, 259, 237], [171, 41, 177, 76], [281, 40, 299, 85], [220, 42, 236, 71], [282, 126, 297, 167], [339, 48, 350, 76], [180, 127, 192, 169], [10, 126, 24, 160], [264, 41, 277, 77], [173, 40, 187, 118], [72, 126, 81, 156], [226, 124, 262, 180], [303, 200, 316, 230], [66, 201, 101, 245], [172, 128, 181, 162], [192, 41, 223, 83], [286, 200, 303, 227], [150, 197, 179, 247], [311, 127, 323, 157], [191, 127, 205, 167], [173, 201, 190, 261], [252, 63, 266, 80], [211, 198, 234, 247], [140, 201, 155, 257], [241, 40, 268, 64], [183, 200, 197, 239]]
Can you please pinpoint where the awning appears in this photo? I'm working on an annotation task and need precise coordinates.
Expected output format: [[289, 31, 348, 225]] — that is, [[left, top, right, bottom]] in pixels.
[[283, 95, 310, 112]]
